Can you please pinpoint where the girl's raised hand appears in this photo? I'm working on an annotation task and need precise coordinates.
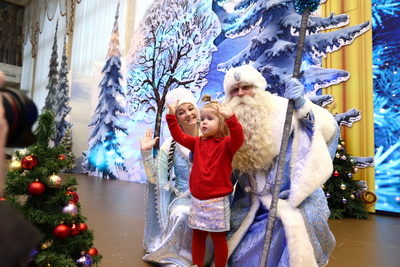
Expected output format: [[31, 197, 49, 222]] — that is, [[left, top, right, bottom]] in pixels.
[[167, 100, 179, 115], [139, 128, 159, 151], [215, 103, 233, 119]]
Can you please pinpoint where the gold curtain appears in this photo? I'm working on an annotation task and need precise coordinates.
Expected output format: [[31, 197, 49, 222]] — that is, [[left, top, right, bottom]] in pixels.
[[322, 1, 375, 211]]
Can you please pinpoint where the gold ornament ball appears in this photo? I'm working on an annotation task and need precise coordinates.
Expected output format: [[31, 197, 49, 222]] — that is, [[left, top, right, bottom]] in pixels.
[[340, 183, 347, 190], [48, 174, 62, 188], [41, 240, 53, 250], [9, 161, 23, 173], [350, 194, 356, 199], [337, 144, 343, 150]]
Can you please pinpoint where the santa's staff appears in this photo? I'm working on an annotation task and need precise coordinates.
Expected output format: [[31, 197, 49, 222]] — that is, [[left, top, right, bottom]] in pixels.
[[260, 0, 321, 265]]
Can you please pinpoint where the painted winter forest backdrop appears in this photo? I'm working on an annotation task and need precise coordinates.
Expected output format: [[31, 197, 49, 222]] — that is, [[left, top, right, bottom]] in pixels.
[[48, 0, 397, 213], [77, 0, 370, 182]]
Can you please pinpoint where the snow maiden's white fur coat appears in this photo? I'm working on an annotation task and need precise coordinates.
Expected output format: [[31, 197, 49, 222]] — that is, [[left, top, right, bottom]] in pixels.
[[227, 96, 337, 267]]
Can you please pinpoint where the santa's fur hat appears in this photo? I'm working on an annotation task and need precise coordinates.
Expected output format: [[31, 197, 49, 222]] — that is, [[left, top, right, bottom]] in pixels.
[[223, 65, 267, 98]]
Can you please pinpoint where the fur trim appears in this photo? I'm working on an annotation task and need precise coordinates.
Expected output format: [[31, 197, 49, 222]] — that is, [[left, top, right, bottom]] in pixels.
[[259, 194, 318, 267], [289, 102, 338, 207], [224, 65, 267, 98], [268, 96, 298, 152]]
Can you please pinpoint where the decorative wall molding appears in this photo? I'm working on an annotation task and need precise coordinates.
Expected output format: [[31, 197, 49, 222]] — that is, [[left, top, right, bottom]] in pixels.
[[23, 0, 81, 58]]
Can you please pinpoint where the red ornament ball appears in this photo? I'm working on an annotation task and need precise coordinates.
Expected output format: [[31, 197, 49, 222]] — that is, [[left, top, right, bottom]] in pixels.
[[54, 224, 70, 238], [21, 155, 39, 170], [333, 170, 339, 177], [87, 247, 98, 256], [69, 222, 81, 236], [59, 154, 65, 160], [28, 181, 45, 195], [66, 189, 79, 204], [79, 223, 88, 234]]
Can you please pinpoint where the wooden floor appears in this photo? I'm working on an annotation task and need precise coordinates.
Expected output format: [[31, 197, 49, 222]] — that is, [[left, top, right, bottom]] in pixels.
[[72, 174, 400, 267]]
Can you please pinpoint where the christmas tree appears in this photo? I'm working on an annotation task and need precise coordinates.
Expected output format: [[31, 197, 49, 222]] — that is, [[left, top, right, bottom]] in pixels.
[[5, 111, 101, 266], [323, 137, 369, 219], [60, 124, 77, 171]]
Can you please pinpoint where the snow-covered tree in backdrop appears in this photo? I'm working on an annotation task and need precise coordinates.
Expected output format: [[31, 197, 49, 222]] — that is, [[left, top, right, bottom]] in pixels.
[[82, 3, 127, 180], [44, 20, 59, 112], [53, 36, 72, 145], [126, 0, 220, 150], [214, 0, 370, 95], [61, 124, 76, 171]]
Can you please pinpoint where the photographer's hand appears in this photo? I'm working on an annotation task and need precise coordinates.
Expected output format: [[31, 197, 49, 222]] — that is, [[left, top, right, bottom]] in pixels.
[[0, 73, 9, 198]]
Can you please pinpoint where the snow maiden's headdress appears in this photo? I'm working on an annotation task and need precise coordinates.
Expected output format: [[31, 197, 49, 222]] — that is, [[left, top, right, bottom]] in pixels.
[[223, 65, 267, 99], [165, 87, 198, 111]]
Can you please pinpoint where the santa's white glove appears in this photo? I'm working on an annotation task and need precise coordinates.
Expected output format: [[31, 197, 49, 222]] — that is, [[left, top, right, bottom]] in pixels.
[[284, 78, 306, 109]]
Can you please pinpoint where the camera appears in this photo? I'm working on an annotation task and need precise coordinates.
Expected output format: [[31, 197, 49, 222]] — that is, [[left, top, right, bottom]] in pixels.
[[0, 87, 38, 147]]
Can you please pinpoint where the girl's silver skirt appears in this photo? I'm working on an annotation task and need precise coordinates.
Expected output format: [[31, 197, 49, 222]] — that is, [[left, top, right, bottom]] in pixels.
[[189, 195, 230, 232]]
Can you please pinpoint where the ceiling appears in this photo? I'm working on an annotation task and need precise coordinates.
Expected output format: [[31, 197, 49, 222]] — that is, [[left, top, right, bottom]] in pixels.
[[2, 0, 32, 7]]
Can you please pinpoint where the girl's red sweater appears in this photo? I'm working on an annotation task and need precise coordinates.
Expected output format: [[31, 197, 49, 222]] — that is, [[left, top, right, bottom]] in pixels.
[[166, 114, 244, 200]]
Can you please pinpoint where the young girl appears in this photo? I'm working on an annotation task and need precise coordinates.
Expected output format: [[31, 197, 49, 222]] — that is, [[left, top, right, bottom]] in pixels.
[[166, 94, 244, 267]]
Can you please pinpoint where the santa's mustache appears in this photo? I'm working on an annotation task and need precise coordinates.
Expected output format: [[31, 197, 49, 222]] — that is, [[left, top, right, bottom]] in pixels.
[[227, 94, 260, 110]]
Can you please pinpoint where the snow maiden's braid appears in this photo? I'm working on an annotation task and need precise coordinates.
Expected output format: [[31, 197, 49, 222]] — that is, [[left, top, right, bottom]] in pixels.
[[167, 139, 176, 181]]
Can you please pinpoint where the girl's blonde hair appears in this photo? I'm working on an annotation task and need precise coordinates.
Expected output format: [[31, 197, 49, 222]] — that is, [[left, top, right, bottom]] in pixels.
[[201, 94, 230, 138]]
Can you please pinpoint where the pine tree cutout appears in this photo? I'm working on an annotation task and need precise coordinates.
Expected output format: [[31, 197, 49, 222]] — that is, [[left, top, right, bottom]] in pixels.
[[60, 124, 76, 171], [44, 20, 59, 112], [5, 111, 101, 266], [82, 2, 127, 179], [53, 36, 72, 146]]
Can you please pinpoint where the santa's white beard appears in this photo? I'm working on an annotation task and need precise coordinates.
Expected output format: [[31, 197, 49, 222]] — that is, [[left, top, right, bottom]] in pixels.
[[226, 91, 279, 173]]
